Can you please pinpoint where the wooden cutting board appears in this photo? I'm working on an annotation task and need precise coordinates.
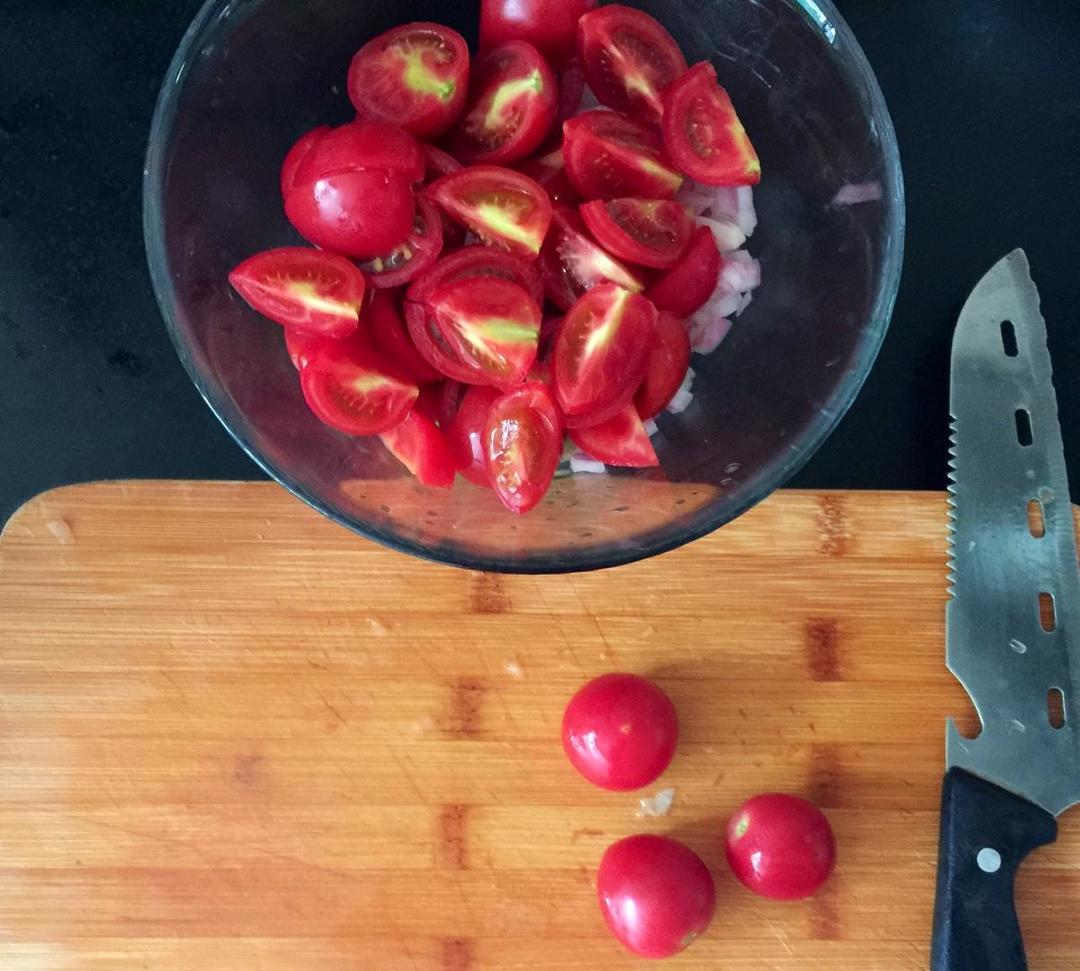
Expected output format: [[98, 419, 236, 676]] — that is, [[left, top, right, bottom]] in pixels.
[[1, 482, 1077, 970]]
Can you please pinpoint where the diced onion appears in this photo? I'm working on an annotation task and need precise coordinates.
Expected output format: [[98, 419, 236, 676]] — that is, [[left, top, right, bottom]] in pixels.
[[694, 215, 746, 253], [643, 418, 659, 437], [735, 186, 758, 237], [570, 452, 606, 474], [687, 314, 732, 354], [718, 250, 762, 294], [735, 289, 754, 317], [666, 367, 695, 414], [832, 181, 883, 206]]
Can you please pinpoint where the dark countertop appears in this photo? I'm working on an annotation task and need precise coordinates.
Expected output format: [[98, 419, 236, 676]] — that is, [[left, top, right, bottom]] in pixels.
[[2, 0, 1079, 525]]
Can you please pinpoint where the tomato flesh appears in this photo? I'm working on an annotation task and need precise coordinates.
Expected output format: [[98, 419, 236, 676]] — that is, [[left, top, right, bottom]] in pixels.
[[597, 835, 715, 959], [484, 381, 563, 514], [645, 225, 722, 316], [563, 110, 683, 200], [663, 61, 761, 186], [479, 0, 597, 65], [570, 403, 658, 467], [725, 793, 837, 901], [579, 198, 693, 269], [408, 246, 544, 309], [447, 385, 502, 488], [428, 166, 552, 260], [367, 290, 442, 384], [380, 409, 458, 488], [348, 22, 470, 140], [358, 196, 444, 291], [635, 310, 691, 419], [452, 41, 558, 165], [578, 5, 687, 124], [229, 248, 365, 338]]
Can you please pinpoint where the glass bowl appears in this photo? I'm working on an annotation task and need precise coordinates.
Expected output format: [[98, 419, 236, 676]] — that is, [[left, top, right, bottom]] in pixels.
[[144, 0, 904, 573]]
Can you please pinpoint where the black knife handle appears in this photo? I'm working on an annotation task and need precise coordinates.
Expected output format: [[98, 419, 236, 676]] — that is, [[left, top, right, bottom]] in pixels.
[[931, 768, 1057, 970]]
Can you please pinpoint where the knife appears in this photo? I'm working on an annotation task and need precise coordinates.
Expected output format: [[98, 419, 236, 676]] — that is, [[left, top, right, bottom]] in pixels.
[[931, 249, 1080, 970]]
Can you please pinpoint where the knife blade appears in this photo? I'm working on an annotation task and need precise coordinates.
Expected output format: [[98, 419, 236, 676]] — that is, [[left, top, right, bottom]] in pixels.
[[932, 249, 1080, 970]]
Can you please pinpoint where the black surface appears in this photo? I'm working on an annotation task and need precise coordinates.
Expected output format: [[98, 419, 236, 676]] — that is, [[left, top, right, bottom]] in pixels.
[[931, 768, 1057, 971], [2, 0, 1080, 524]]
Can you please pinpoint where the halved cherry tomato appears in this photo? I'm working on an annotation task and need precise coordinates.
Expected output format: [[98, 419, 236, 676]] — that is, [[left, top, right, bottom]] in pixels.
[[662, 62, 761, 186], [367, 289, 442, 384], [428, 166, 553, 260], [579, 198, 693, 269], [422, 146, 467, 249], [281, 125, 330, 197], [288, 120, 425, 186], [284, 326, 370, 371], [563, 110, 683, 200], [380, 409, 458, 488], [408, 246, 544, 308], [517, 151, 579, 207], [570, 403, 658, 467], [635, 310, 691, 419], [646, 225, 721, 316], [300, 342, 419, 436], [553, 283, 656, 424], [347, 23, 470, 140], [578, 5, 687, 124], [484, 381, 563, 514], [451, 41, 558, 165], [358, 196, 445, 291], [447, 385, 502, 487], [480, 0, 597, 65], [229, 248, 365, 338], [539, 207, 644, 312]]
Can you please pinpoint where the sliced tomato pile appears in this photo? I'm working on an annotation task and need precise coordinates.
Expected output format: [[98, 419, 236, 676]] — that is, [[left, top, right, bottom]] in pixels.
[[227, 1, 761, 514]]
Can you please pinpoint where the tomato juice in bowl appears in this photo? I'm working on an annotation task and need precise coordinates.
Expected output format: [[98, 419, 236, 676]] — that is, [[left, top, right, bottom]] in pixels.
[[145, 0, 903, 572]]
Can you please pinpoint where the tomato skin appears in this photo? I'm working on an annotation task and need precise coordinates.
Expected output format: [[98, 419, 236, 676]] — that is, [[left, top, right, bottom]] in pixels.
[[358, 195, 445, 291], [578, 5, 688, 124], [645, 225, 721, 316], [367, 290, 442, 384], [229, 247, 365, 338], [662, 62, 761, 186], [408, 246, 544, 309], [484, 381, 563, 514], [285, 326, 370, 371], [635, 310, 691, 419], [379, 409, 458, 488], [579, 198, 694, 269], [517, 153, 579, 207], [347, 22, 470, 140], [598, 834, 716, 959], [281, 125, 330, 197], [447, 385, 502, 487], [570, 403, 658, 467], [289, 120, 425, 186], [563, 110, 683, 201], [725, 794, 837, 901], [479, 0, 598, 66], [550, 59, 586, 141], [451, 41, 558, 166]]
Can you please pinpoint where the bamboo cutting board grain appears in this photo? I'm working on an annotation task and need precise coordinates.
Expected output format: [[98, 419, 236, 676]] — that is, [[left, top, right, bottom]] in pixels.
[[0, 481, 1078, 970]]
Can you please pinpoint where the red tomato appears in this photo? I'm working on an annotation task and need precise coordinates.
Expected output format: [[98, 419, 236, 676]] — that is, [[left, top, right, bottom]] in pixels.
[[358, 196, 445, 290], [451, 41, 558, 166], [421, 145, 467, 249], [367, 289, 442, 384], [597, 835, 715, 958], [578, 5, 688, 124], [635, 310, 691, 419], [726, 794, 837, 900], [563, 110, 683, 200], [287, 120, 425, 186], [550, 59, 586, 139], [553, 283, 656, 423], [446, 385, 502, 487], [561, 673, 677, 789], [428, 166, 553, 260], [662, 62, 761, 186], [645, 225, 721, 316], [347, 22, 470, 140], [229, 248, 365, 338], [284, 326, 369, 371], [570, 403, 658, 467], [517, 151, 579, 207], [407, 246, 544, 308], [479, 0, 598, 65], [280, 125, 330, 197], [484, 381, 563, 514], [579, 198, 693, 269], [300, 342, 419, 436], [379, 409, 458, 488], [539, 207, 643, 312]]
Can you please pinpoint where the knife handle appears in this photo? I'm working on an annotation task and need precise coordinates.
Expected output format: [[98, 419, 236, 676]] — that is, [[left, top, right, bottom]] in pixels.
[[931, 768, 1057, 970]]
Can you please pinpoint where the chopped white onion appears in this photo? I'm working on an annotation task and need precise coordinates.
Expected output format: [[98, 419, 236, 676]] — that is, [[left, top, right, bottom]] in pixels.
[[735, 289, 755, 317], [718, 251, 762, 294], [570, 452, 606, 474], [687, 315, 733, 354], [832, 181, 883, 206], [636, 787, 676, 818], [703, 290, 740, 319], [694, 215, 746, 253], [735, 185, 758, 236], [666, 367, 696, 414], [643, 418, 659, 437]]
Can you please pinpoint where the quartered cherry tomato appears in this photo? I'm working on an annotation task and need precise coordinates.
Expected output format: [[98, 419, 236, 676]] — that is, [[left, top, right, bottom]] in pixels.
[[408, 246, 544, 308], [300, 342, 419, 436], [428, 166, 553, 260], [539, 206, 644, 312], [570, 403, 658, 467], [563, 110, 683, 201], [597, 834, 715, 959], [451, 41, 558, 165], [281, 125, 330, 197], [367, 289, 442, 384], [562, 673, 677, 789], [635, 310, 691, 419], [578, 5, 688, 124], [229, 248, 365, 338], [287, 120, 425, 185], [579, 198, 693, 269], [358, 195, 445, 290], [553, 283, 656, 426], [662, 62, 761, 186], [479, 0, 598, 66], [447, 385, 502, 487], [421, 145, 467, 249], [484, 381, 563, 514], [645, 225, 721, 316], [725, 793, 837, 901], [517, 150, 579, 207], [348, 22, 470, 140], [379, 409, 458, 488], [284, 326, 369, 372]]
